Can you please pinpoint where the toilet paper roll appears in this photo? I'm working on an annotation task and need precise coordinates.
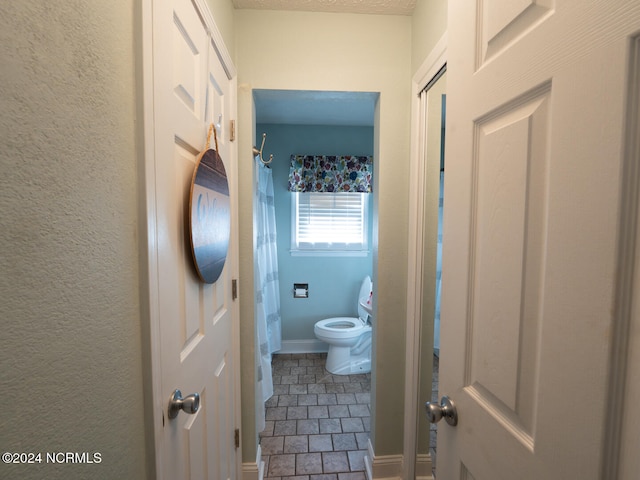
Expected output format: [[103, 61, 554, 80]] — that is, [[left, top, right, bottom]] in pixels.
[[295, 288, 307, 297]]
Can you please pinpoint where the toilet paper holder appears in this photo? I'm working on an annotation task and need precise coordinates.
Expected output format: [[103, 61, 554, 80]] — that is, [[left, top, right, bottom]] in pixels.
[[293, 283, 308, 298]]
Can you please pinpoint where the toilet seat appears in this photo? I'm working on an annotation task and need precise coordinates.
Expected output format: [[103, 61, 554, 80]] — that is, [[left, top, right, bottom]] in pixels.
[[314, 317, 370, 341]]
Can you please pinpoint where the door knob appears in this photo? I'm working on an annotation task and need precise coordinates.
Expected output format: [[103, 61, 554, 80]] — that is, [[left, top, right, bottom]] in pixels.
[[425, 395, 458, 426], [168, 389, 200, 419]]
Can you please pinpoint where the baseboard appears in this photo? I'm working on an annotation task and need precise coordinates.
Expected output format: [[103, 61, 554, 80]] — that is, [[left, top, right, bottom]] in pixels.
[[277, 339, 328, 354], [415, 453, 434, 480], [241, 461, 261, 480], [365, 440, 373, 480], [241, 445, 264, 480], [366, 438, 404, 480]]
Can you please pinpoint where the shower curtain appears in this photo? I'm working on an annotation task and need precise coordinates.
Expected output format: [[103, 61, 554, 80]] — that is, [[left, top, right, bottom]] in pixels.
[[255, 157, 282, 431], [434, 171, 444, 356]]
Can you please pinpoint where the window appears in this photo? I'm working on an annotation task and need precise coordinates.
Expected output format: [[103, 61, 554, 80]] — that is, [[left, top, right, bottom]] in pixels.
[[291, 192, 369, 256]]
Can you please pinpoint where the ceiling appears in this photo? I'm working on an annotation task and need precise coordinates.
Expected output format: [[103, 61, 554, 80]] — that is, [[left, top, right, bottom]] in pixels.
[[232, 0, 416, 16], [254, 90, 378, 127]]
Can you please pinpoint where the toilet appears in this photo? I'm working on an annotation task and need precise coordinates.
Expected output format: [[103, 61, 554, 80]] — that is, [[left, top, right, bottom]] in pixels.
[[314, 276, 373, 375]]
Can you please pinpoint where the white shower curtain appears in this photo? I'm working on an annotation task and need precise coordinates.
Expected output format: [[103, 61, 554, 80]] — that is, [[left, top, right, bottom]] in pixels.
[[255, 157, 282, 431], [434, 171, 444, 356]]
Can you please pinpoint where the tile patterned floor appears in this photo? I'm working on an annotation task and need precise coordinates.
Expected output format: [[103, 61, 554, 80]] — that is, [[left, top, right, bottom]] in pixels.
[[260, 353, 371, 480], [260, 353, 440, 479]]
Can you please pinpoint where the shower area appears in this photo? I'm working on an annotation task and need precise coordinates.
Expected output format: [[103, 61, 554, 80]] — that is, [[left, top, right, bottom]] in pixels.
[[434, 93, 446, 359], [254, 150, 283, 432]]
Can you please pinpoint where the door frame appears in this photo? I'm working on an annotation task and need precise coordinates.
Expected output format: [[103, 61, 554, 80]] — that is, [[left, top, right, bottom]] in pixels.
[[603, 34, 640, 479], [404, 31, 447, 480], [140, 0, 240, 477]]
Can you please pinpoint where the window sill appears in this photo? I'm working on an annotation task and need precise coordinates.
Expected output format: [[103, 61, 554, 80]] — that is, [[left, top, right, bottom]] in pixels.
[[290, 249, 370, 258]]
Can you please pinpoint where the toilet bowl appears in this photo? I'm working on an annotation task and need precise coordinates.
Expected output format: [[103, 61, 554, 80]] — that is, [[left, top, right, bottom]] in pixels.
[[314, 276, 373, 375]]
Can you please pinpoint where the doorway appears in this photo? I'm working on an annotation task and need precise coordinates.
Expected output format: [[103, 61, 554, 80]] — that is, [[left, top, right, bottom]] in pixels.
[[404, 35, 448, 477], [418, 66, 447, 479], [252, 89, 378, 477]]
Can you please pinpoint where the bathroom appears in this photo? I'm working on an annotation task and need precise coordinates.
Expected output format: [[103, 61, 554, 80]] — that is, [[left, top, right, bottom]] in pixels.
[[254, 89, 375, 354], [253, 89, 376, 477]]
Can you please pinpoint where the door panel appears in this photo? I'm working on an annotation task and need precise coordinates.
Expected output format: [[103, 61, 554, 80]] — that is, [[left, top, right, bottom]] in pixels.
[[479, 0, 554, 65], [461, 463, 476, 480], [469, 87, 549, 439], [441, 1, 640, 478], [151, 0, 237, 478]]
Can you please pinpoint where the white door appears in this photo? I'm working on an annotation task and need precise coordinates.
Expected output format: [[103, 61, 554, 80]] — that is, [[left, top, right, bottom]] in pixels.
[[438, 1, 640, 478], [148, 0, 238, 478]]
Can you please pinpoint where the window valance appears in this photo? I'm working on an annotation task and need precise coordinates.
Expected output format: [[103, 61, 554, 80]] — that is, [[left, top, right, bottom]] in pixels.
[[287, 155, 373, 193]]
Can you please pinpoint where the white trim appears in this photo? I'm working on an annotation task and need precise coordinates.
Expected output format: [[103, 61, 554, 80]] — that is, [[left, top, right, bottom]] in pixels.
[[140, 0, 163, 477], [241, 444, 263, 480], [277, 339, 328, 354], [192, 0, 237, 79], [365, 440, 373, 480], [228, 71, 243, 480], [367, 438, 404, 480], [412, 33, 448, 94], [290, 249, 370, 257], [415, 453, 435, 480], [602, 34, 640, 480], [404, 31, 447, 480]]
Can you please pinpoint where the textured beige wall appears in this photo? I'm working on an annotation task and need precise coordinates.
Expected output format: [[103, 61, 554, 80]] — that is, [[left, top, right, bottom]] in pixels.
[[0, 2, 148, 478], [235, 9, 412, 461], [411, 0, 448, 76], [206, 0, 237, 56]]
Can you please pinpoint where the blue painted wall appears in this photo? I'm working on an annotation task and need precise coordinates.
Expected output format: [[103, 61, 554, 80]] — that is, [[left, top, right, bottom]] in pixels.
[[256, 123, 374, 343]]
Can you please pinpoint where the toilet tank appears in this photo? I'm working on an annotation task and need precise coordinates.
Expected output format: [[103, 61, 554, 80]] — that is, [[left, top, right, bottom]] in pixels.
[[357, 276, 373, 320]]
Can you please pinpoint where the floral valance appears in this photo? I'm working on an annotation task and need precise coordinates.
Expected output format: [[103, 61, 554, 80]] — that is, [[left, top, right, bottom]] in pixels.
[[287, 155, 373, 193]]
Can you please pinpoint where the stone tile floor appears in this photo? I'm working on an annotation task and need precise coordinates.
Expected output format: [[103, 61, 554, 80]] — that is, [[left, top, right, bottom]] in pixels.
[[260, 353, 371, 480], [260, 353, 440, 479]]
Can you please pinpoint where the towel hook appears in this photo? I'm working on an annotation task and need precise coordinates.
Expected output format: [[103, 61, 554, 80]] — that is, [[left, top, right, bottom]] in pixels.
[[252, 133, 273, 165]]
